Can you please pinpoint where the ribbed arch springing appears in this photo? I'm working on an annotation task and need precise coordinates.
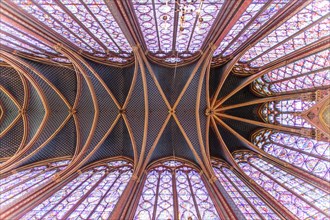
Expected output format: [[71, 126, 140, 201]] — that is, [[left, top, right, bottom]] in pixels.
[[22, 159, 133, 220], [252, 49, 330, 96], [212, 159, 279, 220], [134, 160, 220, 220], [0, 160, 69, 208], [240, 0, 329, 68], [234, 151, 330, 219], [252, 129, 330, 181]]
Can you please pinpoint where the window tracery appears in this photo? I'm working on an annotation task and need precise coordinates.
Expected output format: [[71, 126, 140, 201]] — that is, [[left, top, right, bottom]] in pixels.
[[240, 0, 329, 68], [259, 99, 315, 128], [9, 0, 132, 63], [252, 129, 330, 181], [132, 0, 225, 62], [234, 151, 330, 219], [252, 49, 330, 96], [0, 21, 69, 63], [212, 160, 279, 219], [134, 160, 220, 220], [213, 0, 290, 58], [22, 160, 132, 220], [0, 160, 69, 208]]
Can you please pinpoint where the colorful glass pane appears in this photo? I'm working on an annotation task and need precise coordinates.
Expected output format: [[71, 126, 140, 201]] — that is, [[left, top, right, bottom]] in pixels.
[[10, 0, 132, 62], [235, 152, 330, 219], [22, 161, 132, 219], [252, 49, 330, 95], [240, 0, 329, 67], [253, 129, 330, 181], [134, 160, 220, 220], [0, 22, 58, 54], [260, 100, 315, 128], [212, 162, 278, 219], [132, 0, 224, 62], [0, 160, 69, 208], [214, 0, 290, 57]]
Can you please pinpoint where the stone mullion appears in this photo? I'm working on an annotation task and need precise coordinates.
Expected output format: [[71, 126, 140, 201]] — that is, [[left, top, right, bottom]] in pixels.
[[201, 172, 239, 220], [123, 173, 148, 220], [185, 172, 203, 220], [151, 172, 161, 220]]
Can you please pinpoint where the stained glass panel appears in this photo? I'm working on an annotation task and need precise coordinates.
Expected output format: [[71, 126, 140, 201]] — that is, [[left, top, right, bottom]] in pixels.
[[10, 0, 132, 63], [260, 100, 315, 128], [22, 160, 132, 219], [134, 160, 220, 220], [212, 161, 279, 219], [235, 152, 330, 219], [0, 160, 69, 208], [240, 0, 329, 67], [253, 129, 330, 181], [132, 0, 224, 62], [252, 49, 330, 96], [214, 0, 290, 57]]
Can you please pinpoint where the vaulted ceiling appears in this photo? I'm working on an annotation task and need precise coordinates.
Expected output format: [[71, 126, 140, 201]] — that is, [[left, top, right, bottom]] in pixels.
[[0, 0, 329, 182]]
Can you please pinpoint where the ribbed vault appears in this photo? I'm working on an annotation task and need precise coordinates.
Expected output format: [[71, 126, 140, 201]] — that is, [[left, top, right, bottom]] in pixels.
[[0, 0, 329, 219]]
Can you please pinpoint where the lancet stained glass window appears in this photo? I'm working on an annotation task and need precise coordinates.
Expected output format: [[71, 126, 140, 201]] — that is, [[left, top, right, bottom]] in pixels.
[[213, 0, 290, 58], [0, 20, 69, 63], [252, 49, 330, 96], [9, 0, 132, 63], [253, 129, 330, 181], [132, 0, 225, 62], [22, 160, 132, 220], [240, 0, 329, 67], [212, 160, 279, 219], [259, 99, 315, 128], [234, 151, 330, 219], [0, 160, 69, 207], [134, 160, 220, 220]]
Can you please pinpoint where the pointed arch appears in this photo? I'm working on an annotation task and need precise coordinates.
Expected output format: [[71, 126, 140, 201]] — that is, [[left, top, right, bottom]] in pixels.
[[133, 157, 222, 220]]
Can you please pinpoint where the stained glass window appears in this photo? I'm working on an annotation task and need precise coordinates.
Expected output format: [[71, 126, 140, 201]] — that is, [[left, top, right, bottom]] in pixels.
[[252, 49, 330, 96], [134, 160, 220, 220], [132, 0, 225, 62], [234, 151, 330, 219], [260, 99, 315, 128], [240, 0, 329, 67], [10, 0, 132, 63], [253, 129, 330, 181], [22, 160, 132, 220], [212, 160, 279, 219], [214, 0, 290, 58], [0, 160, 70, 207], [0, 20, 70, 63]]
